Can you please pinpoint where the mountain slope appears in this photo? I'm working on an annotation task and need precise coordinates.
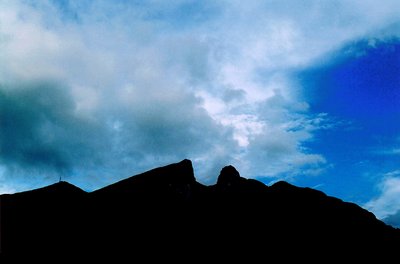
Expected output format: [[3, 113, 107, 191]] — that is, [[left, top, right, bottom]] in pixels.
[[1, 159, 399, 259]]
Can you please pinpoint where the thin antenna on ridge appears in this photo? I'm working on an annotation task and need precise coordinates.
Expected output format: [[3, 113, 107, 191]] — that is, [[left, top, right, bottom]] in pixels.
[[59, 175, 62, 182]]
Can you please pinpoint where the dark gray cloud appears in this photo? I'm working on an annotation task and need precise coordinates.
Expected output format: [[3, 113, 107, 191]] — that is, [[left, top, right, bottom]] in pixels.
[[0, 81, 109, 179], [0, 80, 236, 190], [0, 82, 75, 171]]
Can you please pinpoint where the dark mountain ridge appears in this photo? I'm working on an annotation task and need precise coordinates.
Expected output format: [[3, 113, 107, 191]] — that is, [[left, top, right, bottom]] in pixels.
[[1, 159, 399, 260]]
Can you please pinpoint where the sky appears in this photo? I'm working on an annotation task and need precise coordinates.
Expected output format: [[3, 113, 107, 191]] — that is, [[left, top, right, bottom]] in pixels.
[[0, 0, 399, 227]]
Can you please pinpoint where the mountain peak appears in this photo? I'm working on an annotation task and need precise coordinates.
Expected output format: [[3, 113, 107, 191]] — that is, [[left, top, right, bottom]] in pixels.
[[94, 159, 196, 194], [9, 180, 86, 197], [217, 165, 241, 185], [174, 159, 195, 181], [43, 181, 85, 192], [271, 180, 295, 190], [132, 158, 196, 184]]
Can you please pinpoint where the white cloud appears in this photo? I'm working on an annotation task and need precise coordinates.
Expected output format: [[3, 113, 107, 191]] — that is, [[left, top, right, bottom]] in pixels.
[[219, 114, 264, 147], [364, 171, 400, 219], [0, 0, 399, 192], [373, 148, 400, 156], [241, 116, 327, 178]]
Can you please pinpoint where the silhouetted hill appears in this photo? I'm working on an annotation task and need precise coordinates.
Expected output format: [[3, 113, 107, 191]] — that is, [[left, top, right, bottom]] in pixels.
[[1, 159, 399, 260], [92, 159, 204, 201]]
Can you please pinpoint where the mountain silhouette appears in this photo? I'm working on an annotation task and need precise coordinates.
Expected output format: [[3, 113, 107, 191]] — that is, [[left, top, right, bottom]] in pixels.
[[1, 159, 399, 260]]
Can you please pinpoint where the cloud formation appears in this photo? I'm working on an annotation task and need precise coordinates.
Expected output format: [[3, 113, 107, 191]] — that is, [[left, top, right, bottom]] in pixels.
[[0, 0, 399, 192], [364, 171, 400, 220]]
